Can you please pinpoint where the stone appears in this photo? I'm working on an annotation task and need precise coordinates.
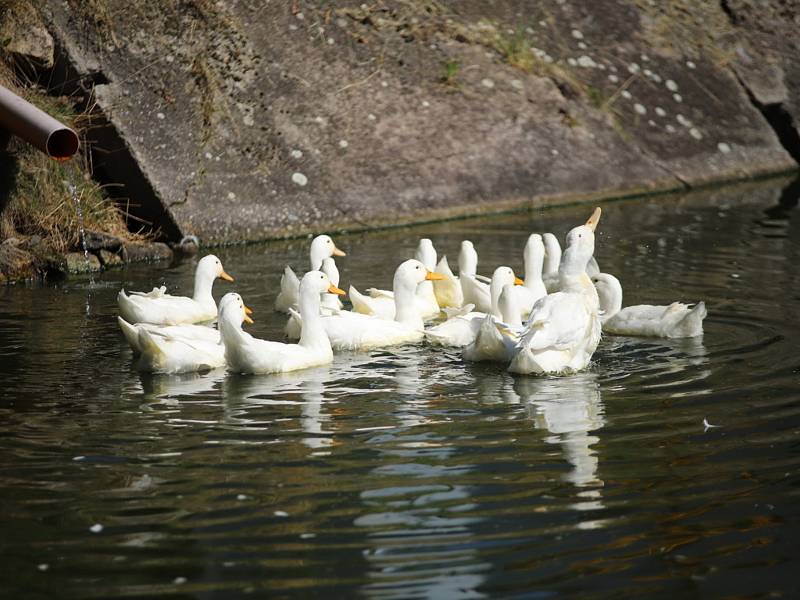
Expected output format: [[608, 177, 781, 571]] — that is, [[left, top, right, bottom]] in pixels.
[[121, 242, 173, 263], [63, 252, 101, 274], [83, 230, 123, 253], [0, 244, 36, 281], [99, 249, 123, 267], [0, 3, 54, 68]]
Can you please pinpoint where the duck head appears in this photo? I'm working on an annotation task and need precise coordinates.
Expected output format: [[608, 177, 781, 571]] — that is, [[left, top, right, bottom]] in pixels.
[[458, 240, 478, 276], [299, 269, 346, 298], [393, 258, 444, 292], [415, 238, 437, 270], [560, 208, 601, 277], [309, 235, 346, 270], [489, 266, 523, 317], [524, 233, 545, 280], [197, 254, 234, 282], [218, 292, 254, 329], [542, 233, 561, 276]]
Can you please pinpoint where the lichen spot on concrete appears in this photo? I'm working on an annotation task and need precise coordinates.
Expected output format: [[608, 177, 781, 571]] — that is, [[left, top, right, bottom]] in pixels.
[[621, 90, 632, 100], [339, 140, 349, 148], [634, 103, 646, 115], [655, 107, 666, 117], [718, 142, 732, 154], [673, 93, 683, 103], [571, 29, 584, 40], [665, 80, 678, 92], [290, 149, 303, 159], [292, 172, 308, 186], [481, 78, 495, 89], [689, 127, 703, 140]]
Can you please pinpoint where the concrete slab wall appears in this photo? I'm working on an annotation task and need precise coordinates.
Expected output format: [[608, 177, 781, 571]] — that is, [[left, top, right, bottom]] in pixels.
[[43, 0, 799, 244]]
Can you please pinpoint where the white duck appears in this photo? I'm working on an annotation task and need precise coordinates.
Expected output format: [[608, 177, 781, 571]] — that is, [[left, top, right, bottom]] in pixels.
[[459, 240, 492, 313], [117, 295, 253, 353], [424, 266, 523, 347], [592, 273, 707, 338], [509, 208, 603, 375], [463, 283, 525, 362], [352, 239, 441, 320], [275, 235, 346, 313], [225, 272, 344, 374], [128, 294, 253, 374], [432, 256, 464, 309], [513, 233, 548, 319], [117, 254, 234, 325], [290, 260, 444, 351]]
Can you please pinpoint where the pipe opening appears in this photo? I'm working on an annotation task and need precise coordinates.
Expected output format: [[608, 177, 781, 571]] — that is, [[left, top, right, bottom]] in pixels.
[[46, 127, 80, 160]]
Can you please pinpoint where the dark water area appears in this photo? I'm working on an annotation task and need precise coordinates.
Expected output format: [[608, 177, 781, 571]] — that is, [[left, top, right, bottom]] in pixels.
[[2, 178, 800, 598]]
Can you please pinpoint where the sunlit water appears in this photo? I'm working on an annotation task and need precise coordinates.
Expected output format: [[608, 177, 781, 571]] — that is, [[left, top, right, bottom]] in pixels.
[[2, 179, 799, 598]]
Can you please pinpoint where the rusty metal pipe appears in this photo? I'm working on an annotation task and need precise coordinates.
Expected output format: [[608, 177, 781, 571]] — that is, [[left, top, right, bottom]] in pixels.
[[0, 84, 79, 160]]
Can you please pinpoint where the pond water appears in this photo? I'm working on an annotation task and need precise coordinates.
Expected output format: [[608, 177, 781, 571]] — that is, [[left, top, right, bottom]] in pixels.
[[2, 178, 799, 598]]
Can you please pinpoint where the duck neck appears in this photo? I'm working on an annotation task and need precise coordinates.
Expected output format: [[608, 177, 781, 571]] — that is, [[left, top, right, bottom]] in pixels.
[[524, 250, 543, 290], [298, 288, 331, 350], [559, 247, 599, 311], [500, 286, 522, 328], [597, 278, 622, 323], [543, 238, 561, 275], [394, 277, 423, 329], [459, 248, 477, 276], [192, 269, 217, 312], [489, 277, 506, 318], [218, 310, 246, 348]]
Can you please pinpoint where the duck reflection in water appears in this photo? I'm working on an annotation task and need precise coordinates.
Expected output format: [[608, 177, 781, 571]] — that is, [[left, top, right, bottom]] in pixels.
[[221, 364, 344, 452], [513, 372, 606, 517], [137, 370, 226, 403], [356, 351, 489, 599]]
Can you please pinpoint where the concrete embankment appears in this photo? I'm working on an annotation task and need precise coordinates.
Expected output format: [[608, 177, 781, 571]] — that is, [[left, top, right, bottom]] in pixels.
[[11, 1, 800, 247]]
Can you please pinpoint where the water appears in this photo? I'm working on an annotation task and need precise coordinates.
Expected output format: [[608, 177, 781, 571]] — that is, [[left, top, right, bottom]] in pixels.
[[67, 181, 94, 285], [1, 178, 799, 598]]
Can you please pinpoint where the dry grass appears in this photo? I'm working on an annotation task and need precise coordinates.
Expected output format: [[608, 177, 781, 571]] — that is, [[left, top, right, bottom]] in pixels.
[[0, 61, 145, 254]]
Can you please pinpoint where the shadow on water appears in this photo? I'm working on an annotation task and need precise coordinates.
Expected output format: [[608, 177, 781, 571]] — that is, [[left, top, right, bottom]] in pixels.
[[762, 175, 800, 220]]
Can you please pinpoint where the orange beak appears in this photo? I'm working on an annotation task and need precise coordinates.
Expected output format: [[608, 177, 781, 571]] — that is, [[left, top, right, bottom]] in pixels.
[[426, 270, 446, 281], [244, 305, 253, 316], [219, 270, 235, 282], [332, 246, 346, 257], [585, 207, 602, 232], [243, 314, 254, 324], [327, 284, 346, 295], [514, 276, 524, 285]]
